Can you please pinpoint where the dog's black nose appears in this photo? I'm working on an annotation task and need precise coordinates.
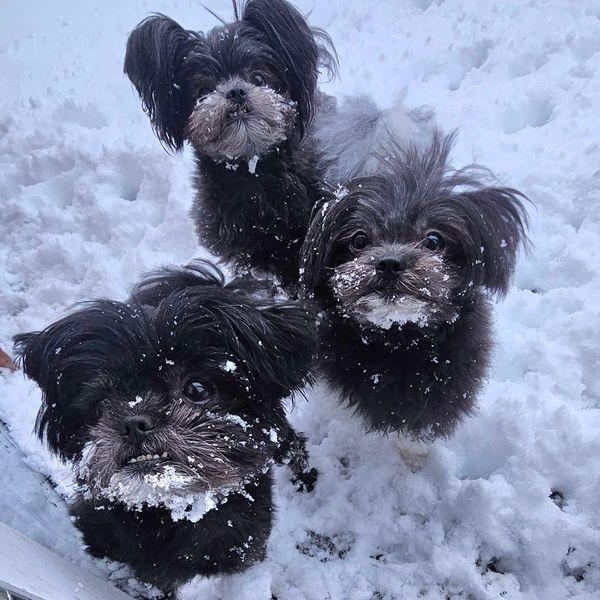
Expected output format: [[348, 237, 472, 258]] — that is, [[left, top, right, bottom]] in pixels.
[[376, 257, 405, 278], [120, 415, 156, 444], [226, 88, 248, 104]]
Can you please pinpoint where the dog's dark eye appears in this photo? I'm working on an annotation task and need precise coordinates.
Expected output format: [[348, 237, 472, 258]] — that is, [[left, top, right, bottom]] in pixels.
[[253, 74, 267, 86], [183, 381, 213, 404], [350, 231, 369, 251], [422, 232, 445, 251]]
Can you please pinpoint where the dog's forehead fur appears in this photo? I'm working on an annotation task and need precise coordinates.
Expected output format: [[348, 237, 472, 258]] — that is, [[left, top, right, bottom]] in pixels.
[[187, 23, 286, 85], [339, 149, 481, 246], [78, 292, 266, 382]]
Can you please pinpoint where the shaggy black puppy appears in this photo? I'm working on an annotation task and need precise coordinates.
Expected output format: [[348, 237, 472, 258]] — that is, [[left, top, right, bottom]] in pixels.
[[300, 133, 529, 437], [124, 0, 336, 289], [14, 261, 317, 598]]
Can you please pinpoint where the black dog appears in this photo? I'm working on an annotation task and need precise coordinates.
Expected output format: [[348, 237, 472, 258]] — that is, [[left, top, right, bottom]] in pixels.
[[124, 0, 337, 289], [300, 132, 529, 437], [15, 261, 317, 598]]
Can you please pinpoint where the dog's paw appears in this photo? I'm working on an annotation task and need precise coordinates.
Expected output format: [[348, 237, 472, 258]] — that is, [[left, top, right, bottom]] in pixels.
[[291, 467, 318, 493]]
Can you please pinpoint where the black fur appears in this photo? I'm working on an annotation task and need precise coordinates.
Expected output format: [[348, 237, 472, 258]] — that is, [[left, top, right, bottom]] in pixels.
[[124, 1, 337, 289], [15, 260, 317, 598], [300, 132, 529, 437], [72, 473, 274, 596], [192, 146, 325, 289]]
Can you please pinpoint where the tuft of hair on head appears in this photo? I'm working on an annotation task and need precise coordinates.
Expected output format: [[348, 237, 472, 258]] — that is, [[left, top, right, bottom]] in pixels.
[[130, 258, 318, 398], [130, 259, 226, 308], [200, 3, 227, 25]]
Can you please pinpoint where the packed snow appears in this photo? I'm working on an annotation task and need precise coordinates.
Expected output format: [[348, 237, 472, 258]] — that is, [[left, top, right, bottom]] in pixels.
[[1, 0, 600, 599]]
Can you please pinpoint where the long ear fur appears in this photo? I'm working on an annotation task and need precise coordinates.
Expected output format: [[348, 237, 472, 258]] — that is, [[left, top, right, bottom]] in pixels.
[[252, 301, 317, 397], [242, 0, 337, 136], [454, 187, 530, 297], [124, 14, 200, 152], [300, 191, 360, 296], [14, 303, 151, 460]]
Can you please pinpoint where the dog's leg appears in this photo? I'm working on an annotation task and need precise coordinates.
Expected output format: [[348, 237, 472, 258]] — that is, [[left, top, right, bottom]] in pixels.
[[275, 424, 318, 492]]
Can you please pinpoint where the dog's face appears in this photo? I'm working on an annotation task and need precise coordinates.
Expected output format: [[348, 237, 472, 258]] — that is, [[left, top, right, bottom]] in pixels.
[[124, 0, 336, 160], [15, 263, 316, 507], [185, 74, 297, 162], [326, 212, 459, 330], [301, 133, 529, 331]]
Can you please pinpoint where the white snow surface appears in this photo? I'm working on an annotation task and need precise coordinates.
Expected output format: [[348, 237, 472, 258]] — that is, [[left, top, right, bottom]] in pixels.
[[1, 1, 600, 599]]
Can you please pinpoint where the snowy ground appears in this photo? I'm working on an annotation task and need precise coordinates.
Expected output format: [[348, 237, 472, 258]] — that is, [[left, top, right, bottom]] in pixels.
[[1, 0, 600, 598]]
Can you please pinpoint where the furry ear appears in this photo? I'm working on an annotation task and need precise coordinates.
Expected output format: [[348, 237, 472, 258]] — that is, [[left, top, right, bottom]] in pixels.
[[131, 260, 225, 307], [124, 14, 199, 152], [242, 0, 336, 136], [252, 301, 317, 397], [14, 318, 92, 460], [300, 191, 358, 296], [454, 187, 529, 297], [13, 303, 150, 460]]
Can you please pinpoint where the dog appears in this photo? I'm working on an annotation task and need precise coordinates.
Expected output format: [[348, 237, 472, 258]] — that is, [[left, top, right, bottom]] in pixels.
[[14, 261, 317, 598], [124, 0, 337, 290], [300, 131, 529, 438]]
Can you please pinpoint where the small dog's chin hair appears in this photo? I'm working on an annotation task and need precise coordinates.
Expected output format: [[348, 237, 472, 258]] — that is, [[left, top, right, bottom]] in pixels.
[[77, 403, 275, 513], [185, 78, 297, 162], [82, 465, 268, 523], [95, 465, 195, 505], [352, 293, 433, 330], [342, 293, 458, 331]]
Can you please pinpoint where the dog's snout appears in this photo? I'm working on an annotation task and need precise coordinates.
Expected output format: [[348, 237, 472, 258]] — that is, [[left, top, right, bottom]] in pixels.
[[120, 415, 156, 443], [226, 88, 248, 104], [376, 257, 405, 278]]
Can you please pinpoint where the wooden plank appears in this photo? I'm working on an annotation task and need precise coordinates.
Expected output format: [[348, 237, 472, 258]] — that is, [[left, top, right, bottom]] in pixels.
[[0, 523, 133, 600]]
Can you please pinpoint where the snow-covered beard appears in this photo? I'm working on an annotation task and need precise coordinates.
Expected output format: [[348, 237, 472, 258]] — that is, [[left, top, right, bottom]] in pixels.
[[185, 76, 297, 162], [78, 453, 272, 522], [330, 247, 458, 330], [351, 293, 433, 329], [76, 395, 278, 516]]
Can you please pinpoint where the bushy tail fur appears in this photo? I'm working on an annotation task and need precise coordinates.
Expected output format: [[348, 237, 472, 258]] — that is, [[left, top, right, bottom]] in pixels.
[[314, 95, 436, 184]]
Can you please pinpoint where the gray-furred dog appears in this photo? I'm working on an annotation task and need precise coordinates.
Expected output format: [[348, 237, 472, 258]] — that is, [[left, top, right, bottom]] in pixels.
[[301, 129, 529, 437]]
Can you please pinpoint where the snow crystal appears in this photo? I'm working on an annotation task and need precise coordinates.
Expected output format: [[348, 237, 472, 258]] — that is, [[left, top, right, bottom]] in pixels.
[[127, 396, 143, 408], [223, 360, 237, 373], [247, 155, 259, 174], [88, 466, 225, 523]]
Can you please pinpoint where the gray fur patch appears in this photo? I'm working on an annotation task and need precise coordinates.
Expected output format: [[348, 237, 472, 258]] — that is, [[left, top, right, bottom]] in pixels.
[[314, 95, 436, 184]]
